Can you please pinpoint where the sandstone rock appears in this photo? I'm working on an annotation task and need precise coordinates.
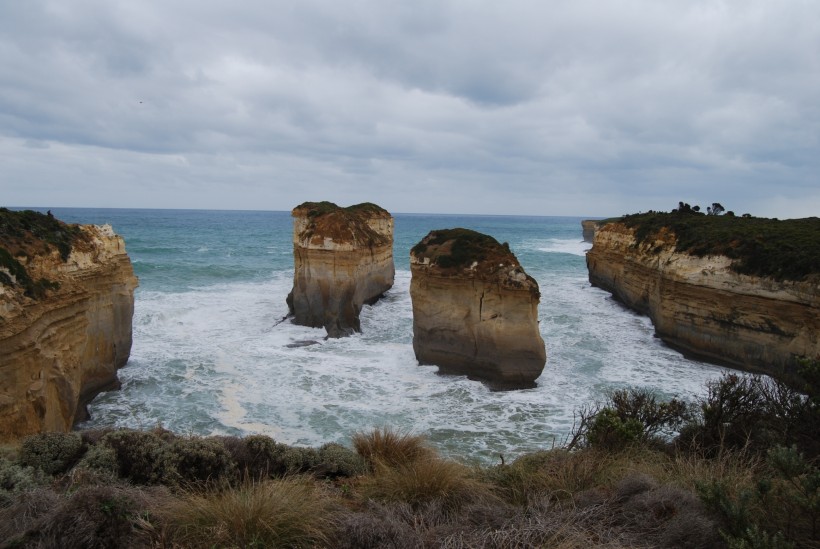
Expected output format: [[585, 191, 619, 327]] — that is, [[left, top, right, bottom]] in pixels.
[[287, 202, 394, 338], [0, 210, 138, 441], [582, 220, 602, 243], [410, 229, 546, 389], [586, 221, 819, 380]]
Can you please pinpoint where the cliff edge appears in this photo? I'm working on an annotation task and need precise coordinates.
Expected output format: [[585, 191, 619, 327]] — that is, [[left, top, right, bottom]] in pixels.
[[586, 212, 819, 381], [0, 209, 138, 441], [410, 228, 546, 389], [286, 201, 395, 338]]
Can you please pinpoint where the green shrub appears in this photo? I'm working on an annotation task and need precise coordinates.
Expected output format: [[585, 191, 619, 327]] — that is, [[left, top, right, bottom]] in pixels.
[[609, 388, 691, 439], [76, 444, 119, 476], [222, 434, 279, 479], [0, 457, 49, 505], [315, 443, 366, 478], [165, 437, 237, 486], [275, 445, 320, 475], [99, 430, 171, 485], [587, 408, 644, 451], [18, 432, 84, 475]]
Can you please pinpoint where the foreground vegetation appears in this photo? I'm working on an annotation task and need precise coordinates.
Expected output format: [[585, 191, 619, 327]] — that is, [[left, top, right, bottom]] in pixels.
[[2, 369, 818, 548], [613, 205, 820, 282], [0, 208, 88, 298]]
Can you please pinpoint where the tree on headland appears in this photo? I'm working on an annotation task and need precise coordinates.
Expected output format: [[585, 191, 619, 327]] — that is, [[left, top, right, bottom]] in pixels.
[[707, 203, 725, 216]]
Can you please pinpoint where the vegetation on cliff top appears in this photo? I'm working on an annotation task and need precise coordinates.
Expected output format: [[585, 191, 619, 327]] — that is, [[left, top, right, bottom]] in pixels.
[[294, 201, 390, 218], [292, 201, 392, 246], [411, 228, 517, 270], [1, 368, 817, 548], [0, 208, 86, 298], [611, 206, 820, 282]]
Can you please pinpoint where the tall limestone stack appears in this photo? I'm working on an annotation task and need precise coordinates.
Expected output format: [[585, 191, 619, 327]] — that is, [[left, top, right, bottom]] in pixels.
[[0, 209, 138, 441], [586, 215, 819, 381], [287, 202, 395, 338], [410, 228, 546, 389]]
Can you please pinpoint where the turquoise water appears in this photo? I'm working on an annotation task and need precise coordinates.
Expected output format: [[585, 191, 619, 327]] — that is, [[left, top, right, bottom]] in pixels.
[[45, 207, 732, 463]]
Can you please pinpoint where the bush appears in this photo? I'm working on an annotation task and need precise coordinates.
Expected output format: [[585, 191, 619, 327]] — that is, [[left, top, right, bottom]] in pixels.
[[274, 445, 321, 475], [222, 434, 279, 479], [0, 457, 49, 506], [76, 444, 120, 476], [99, 430, 172, 485], [680, 373, 817, 457], [587, 408, 644, 451], [316, 443, 366, 478], [157, 478, 333, 548], [165, 437, 237, 487], [18, 432, 84, 475], [567, 388, 691, 452]]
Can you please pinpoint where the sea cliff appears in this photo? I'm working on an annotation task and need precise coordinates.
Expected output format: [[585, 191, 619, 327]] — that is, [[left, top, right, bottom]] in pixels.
[[0, 210, 138, 441], [586, 214, 819, 380], [582, 220, 601, 243], [287, 202, 394, 338], [410, 229, 546, 389]]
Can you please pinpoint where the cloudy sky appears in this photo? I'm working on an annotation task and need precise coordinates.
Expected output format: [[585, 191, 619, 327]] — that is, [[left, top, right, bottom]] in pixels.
[[1, 1, 818, 217]]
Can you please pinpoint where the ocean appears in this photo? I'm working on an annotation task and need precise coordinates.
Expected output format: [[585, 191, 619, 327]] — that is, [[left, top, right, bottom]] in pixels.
[[44, 207, 734, 464]]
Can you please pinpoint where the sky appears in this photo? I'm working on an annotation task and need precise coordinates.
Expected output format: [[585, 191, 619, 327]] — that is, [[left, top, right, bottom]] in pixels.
[[1, 1, 818, 218]]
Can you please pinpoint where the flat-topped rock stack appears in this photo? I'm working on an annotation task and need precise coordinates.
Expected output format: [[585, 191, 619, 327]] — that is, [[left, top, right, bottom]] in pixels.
[[287, 201, 395, 338], [409, 228, 546, 389], [0, 209, 138, 441]]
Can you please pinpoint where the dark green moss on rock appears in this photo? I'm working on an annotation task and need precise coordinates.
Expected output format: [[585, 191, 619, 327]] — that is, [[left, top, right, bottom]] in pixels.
[[411, 228, 515, 270]]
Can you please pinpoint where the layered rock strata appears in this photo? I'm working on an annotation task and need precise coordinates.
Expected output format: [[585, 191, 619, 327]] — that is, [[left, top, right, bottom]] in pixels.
[[410, 229, 546, 389], [0, 213, 138, 441], [287, 202, 394, 338], [582, 220, 602, 243], [586, 222, 819, 379]]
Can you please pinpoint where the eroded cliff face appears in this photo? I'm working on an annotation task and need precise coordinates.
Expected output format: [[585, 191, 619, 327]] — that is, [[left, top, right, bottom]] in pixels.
[[0, 223, 138, 441], [287, 202, 395, 338], [586, 222, 819, 378], [410, 229, 546, 389], [582, 220, 602, 243]]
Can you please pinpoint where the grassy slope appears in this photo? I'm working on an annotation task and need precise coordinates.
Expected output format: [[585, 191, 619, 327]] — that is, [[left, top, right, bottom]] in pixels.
[[0, 208, 87, 298]]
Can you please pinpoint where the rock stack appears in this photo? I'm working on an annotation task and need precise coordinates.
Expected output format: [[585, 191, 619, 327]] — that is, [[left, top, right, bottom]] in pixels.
[[287, 202, 395, 338], [410, 228, 546, 389]]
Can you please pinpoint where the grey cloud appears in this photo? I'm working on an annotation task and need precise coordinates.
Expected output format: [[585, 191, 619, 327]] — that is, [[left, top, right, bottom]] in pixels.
[[0, 0, 818, 217]]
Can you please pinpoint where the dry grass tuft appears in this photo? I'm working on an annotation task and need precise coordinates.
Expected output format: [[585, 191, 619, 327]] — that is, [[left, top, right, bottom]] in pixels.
[[352, 427, 434, 469], [0, 487, 60, 542], [363, 457, 495, 512], [155, 476, 334, 548]]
